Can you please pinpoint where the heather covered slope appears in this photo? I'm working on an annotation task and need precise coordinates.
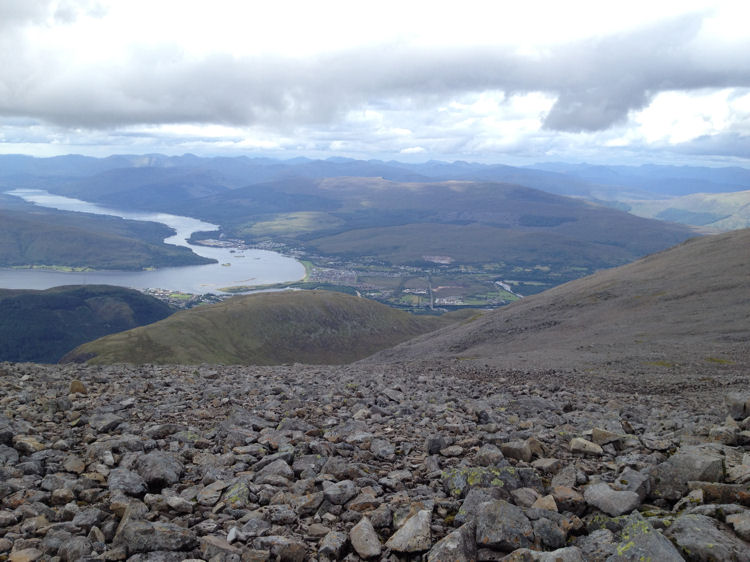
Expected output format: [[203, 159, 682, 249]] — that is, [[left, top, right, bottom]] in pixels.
[[369, 228, 750, 375], [62, 290, 464, 365]]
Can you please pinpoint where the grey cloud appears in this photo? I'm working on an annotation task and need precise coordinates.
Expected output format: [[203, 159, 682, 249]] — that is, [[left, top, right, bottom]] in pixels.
[[0, 0, 105, 28], [0, 1, 54, 28], [1, 9, 749, 137]]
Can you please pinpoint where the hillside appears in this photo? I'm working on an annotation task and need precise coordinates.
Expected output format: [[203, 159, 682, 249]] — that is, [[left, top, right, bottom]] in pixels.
[[620, 189, 750, 231], [0, 285, 174, 363], [0, 207, 214, 270], [185, 177, 696, 268], [369, 228, 750, 376], [62, 290, 465, 365]]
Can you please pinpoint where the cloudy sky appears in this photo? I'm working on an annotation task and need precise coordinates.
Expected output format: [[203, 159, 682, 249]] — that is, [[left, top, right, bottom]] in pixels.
[[1, 0, 749, 165]]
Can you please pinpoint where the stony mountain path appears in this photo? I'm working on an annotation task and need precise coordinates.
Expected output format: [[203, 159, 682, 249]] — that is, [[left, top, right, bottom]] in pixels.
[[1, 361, 749, 561]]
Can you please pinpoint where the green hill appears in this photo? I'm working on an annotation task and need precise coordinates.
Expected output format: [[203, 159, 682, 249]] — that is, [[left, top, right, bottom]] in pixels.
[[0, 208, 214, 270], [61, 290, 467, 365], [0, 285, 174, 363]]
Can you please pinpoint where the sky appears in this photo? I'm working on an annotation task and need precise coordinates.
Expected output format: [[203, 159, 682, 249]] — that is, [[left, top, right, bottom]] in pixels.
[[1, 0, 749, 166]]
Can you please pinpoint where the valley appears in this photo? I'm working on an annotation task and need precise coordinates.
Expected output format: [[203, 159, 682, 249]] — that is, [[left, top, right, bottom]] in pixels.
[[3, 156, 710, 311], [1, 155, 749, 560]]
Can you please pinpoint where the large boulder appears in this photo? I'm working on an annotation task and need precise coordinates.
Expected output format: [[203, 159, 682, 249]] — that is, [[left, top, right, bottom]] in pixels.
[[650, 445, 725, 501], [606, 512, 684, 561], [584, 482, 641, 516], [135, 451, 183, 490], [664, 513, 750, 561], [474, 499, 533, 552]]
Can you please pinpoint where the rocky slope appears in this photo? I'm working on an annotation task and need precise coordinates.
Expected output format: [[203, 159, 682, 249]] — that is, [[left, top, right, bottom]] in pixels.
[[370, 227, 750, 376], [1, 360, 749, 561]]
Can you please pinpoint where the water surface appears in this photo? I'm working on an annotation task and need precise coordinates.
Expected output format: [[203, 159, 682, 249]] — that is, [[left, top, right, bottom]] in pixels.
[[1, 189, 305, 294]]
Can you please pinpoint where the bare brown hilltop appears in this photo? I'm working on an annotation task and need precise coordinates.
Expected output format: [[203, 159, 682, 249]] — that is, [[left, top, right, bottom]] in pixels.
[[368, 227, 750, 378]]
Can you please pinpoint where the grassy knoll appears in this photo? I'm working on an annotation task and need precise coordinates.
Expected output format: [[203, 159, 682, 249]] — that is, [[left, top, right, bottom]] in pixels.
[[62, 290, 471, 365]]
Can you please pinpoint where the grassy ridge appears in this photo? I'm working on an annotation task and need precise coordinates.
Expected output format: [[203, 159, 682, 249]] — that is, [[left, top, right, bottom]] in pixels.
[[62, 290, 470, 365], [0, 285, 174, 363]]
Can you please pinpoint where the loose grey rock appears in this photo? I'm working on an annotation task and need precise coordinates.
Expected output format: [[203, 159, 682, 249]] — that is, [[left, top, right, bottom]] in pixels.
[[165, 494, 193, 514], [442, 466, 521, 499], [501, 440, 532, 462], [58, 536, 93, 561], [612, 467, 651, 501], [474, 499, 533, 552], [115, 520, 198, 554], [607, 512, 684, 561], [319, 530, 348, 559], [570, 437, 604, 456], [533, 517, 567, 549], [323, 479, 358, 505], [650, 444, 725, 500], [385, 509, 432, 552], [475, 443, 504, 466], [350, 517, 382, 559], [240, 512, 272, 538], [426, 434, 448, 455], [584, 482, 641, 516], [574, 528, 617, 560], [197, 479, 228, 506], [72, 507, 107, 531], [664, 513, 750, 562], [370, 437, 395, 460], [511, 487, 541, 508], [108, 468, 147, 496], [89, 413, 124, 432], [551, 464, 578, 488], [135, 451, 183, 489], [455, 487, 506, 526], [254, 457, 294, 484], [503, 546, 584, 561], [426, 522, 477, 562]]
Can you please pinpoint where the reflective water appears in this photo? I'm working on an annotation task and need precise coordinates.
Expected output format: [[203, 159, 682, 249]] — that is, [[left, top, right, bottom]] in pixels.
[[0, 189, 305, 294]]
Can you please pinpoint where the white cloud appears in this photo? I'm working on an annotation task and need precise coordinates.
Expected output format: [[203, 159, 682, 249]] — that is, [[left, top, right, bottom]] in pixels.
[[0, 0, 748, 165], [400, 146, 426, 154]]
